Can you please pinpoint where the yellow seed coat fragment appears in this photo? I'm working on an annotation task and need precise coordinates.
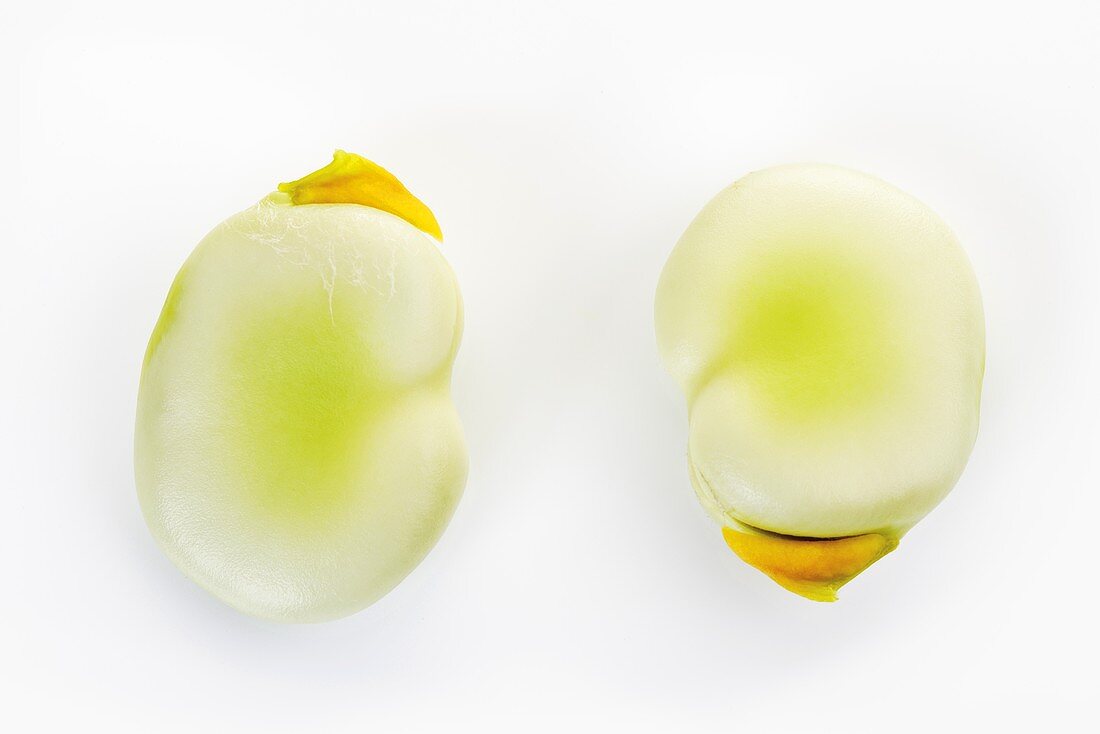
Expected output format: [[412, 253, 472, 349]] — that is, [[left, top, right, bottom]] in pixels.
[[279, 150, 443, 240], [722, 528, 896, 602]]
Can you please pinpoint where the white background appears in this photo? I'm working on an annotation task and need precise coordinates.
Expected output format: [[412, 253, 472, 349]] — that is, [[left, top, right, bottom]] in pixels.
[[4, 1, 1098, 730]]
